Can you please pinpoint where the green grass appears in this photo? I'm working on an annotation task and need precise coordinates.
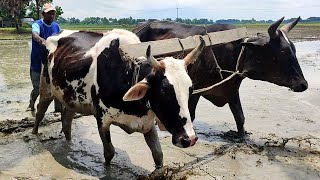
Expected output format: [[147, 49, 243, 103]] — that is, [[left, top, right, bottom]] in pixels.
[[1, 22, 319, 40], [60, 24, 135, 31], [0, 27, 31, 40], [236, 22, 320, 28]]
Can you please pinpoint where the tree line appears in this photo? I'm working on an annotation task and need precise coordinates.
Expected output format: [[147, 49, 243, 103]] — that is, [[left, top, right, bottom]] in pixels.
[[1, 0, 320, 31], [57, 16, 320, 25], [0, 0, 63, 31]]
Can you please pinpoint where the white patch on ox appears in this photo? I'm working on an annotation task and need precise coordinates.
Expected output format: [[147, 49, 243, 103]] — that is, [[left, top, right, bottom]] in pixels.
[[46, 30, 79, 54], [280, 30, 290, 44], [85, 29, 141, 58], [69, 79, 92, 104], [98, 100, 156, 133], [84, 29, 141, 94], [162, 57, 195, 137]]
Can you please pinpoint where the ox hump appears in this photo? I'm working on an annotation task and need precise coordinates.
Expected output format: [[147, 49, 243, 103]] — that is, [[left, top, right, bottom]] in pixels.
[[46, 30, 79, 54], [85, 29, 141, 58]]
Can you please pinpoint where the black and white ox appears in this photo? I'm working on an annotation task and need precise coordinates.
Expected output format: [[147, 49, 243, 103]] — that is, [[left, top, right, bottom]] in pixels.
[[133, 17, 308, 138], [32, 29, 205, 168]]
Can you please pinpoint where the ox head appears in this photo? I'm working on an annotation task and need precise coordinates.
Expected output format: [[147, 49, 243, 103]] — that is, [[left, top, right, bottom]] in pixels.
[[123, 37, 205, 148], [241, 17, 308, 92]]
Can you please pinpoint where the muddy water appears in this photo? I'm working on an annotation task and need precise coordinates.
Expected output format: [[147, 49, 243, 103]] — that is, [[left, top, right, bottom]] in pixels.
[[0, 39, 319, 179], [0, 40, 44, 120]]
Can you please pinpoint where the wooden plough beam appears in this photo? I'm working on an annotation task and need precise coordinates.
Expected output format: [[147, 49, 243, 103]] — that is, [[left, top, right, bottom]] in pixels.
[[120, 27, 247, 58]]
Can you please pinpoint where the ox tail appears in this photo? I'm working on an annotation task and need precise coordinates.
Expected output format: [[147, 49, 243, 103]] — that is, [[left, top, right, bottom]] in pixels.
[[41, 50, 51, 84]]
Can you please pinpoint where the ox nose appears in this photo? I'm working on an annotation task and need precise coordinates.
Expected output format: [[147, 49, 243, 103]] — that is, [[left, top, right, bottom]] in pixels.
[[177, 135, 198, 148], [293, 81, 308, 92]]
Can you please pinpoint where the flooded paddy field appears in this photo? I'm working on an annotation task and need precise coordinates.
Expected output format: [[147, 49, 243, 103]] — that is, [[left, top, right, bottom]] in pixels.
[[0, 27, 320, 179]]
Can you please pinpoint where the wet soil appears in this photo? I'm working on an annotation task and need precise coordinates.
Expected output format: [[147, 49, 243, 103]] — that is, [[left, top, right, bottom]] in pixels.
[[0, 28, 320, 179]]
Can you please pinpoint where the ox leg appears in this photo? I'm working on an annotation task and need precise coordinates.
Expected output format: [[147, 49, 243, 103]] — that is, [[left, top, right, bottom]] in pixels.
[[32, 73, 54, 134], [144, 124, 163, 169], [32, 97, 53, 134], [61, 108, 74, 141], [189, 95, 201, 122], [228, 94, 245, 138], [98, 125, 115, 165]]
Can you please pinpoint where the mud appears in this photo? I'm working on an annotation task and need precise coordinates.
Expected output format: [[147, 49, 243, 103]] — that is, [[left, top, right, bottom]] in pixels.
[[0, 28, 320, 179]]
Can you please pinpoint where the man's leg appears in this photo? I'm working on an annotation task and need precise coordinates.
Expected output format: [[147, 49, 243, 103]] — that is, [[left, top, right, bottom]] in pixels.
[[27, 70, 40, 111]]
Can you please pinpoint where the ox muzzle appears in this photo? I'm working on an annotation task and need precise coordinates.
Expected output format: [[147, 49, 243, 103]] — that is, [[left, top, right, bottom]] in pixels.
[[291, 79, 308, 92], [173, 134, 198, 148]]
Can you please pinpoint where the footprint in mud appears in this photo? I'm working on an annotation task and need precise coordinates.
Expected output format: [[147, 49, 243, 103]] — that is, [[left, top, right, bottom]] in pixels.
[[137, 166, 200, 180], [0, 113, 83, 134], [218, 130, 252, 143]]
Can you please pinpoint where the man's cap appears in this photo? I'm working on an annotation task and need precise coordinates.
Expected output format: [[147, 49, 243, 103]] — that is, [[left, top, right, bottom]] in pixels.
[[42, 3, 56, 13]]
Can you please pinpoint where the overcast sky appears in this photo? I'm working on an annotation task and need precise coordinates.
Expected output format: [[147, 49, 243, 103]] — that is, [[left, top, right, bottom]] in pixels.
[[54, 0, 320, 21]]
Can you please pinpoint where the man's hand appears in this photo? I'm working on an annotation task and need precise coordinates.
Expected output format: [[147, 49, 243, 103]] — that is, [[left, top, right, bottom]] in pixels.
[[32, 32, 46, 46], [39, 38, 46, 45]]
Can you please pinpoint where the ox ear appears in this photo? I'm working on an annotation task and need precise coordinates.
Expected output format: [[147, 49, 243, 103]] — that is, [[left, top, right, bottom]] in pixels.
[[241, 41, 259, 48], [241, 38, 267, 48], [123, 82, 150, 101], [257, 33, 266, 37]]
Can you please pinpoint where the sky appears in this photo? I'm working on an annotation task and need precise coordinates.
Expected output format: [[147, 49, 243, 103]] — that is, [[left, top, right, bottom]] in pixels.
[[53, 0, 320, 21]]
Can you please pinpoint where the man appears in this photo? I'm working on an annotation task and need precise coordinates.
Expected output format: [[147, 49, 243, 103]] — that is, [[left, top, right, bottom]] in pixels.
[[27, 3, 62, 112]]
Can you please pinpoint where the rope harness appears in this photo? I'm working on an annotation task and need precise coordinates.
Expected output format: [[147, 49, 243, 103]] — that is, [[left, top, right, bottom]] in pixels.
[[192, 37, 248, 94], [128, 24, 250, 95], [128, 37, 249, 95], [131, 57, 145, 85]]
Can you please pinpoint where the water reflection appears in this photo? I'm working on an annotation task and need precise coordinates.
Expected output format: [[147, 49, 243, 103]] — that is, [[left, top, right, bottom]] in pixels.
[[0, 40, 33, 119], [0, 40, 31, 87]]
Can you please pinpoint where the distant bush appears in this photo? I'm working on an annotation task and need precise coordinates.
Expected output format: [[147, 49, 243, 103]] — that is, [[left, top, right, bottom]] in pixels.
[[21, 22, 31, 28]]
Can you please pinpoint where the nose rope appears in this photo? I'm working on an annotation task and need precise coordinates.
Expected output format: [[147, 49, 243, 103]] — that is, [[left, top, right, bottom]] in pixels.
[[192, 37, 249, 95]]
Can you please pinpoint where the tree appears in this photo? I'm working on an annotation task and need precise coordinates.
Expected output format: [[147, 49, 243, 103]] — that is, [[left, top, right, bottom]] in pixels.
[[0, 0, 29, 31], [27, 0, 63, 20], [68, 17, 80, 24]]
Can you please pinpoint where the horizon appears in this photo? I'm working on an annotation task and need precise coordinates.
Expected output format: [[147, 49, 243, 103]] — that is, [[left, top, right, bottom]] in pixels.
[[54, 0, 320, 21]]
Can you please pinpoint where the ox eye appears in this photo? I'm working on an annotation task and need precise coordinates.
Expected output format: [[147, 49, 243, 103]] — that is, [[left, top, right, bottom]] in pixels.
[[254, 56, 262, 63], [280, 50, 287, 54]]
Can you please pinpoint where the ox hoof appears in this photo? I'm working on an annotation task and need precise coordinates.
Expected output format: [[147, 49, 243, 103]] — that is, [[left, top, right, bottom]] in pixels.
[[31, 129, 38, 134], [220, 130, 250, 142], [26, 106, 35, 112], [104, 161, 112, 167], [149, 166, 173, 178], [155, 164, 163, 169], [62, 133, 71, 141]]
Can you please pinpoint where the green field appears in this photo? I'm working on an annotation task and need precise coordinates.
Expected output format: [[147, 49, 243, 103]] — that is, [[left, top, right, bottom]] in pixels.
[[0, 24, 136, 40], [1, 23, 319, 40], [60, 24, 135, 31]]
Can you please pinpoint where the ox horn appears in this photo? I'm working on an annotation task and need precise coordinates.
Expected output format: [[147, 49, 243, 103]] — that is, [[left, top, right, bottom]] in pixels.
[[146, 45, 161, 68], [268, 17, 284, 39], [184, 36, 205, 65], [280, 16, 301, 34]]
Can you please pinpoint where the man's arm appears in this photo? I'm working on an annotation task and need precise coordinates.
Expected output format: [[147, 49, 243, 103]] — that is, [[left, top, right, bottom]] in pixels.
[[32, 23, 45, 45], [32, 32, 46, 45]]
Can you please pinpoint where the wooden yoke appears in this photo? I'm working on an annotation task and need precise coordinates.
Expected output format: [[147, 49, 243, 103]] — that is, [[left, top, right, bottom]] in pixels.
[[119, 27, 247, 59]]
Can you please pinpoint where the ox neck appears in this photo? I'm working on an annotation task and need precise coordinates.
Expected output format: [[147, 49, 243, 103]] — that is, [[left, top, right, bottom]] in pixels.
[[220, 38, 248, 79], [236, 39, 258, 80]]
